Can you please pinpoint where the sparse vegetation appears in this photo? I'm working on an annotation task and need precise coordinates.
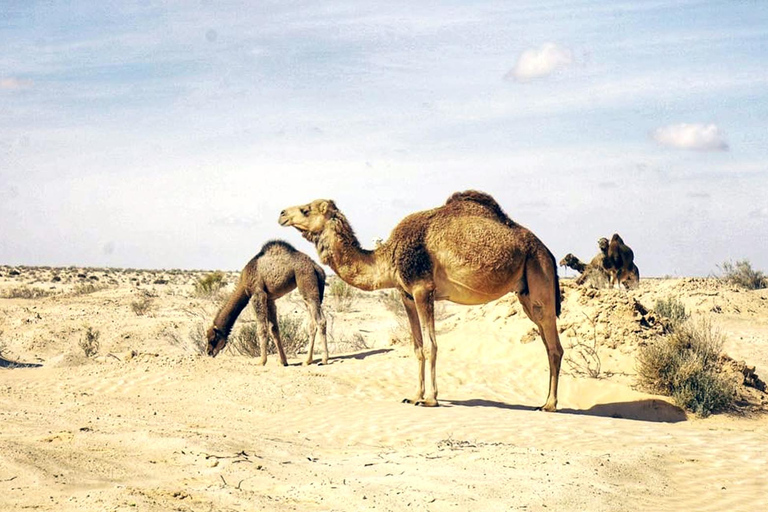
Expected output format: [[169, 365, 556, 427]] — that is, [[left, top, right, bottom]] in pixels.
[[1, 286, 53, 299], [230, 315, 310, 358], [130, 293, 154, 316], [654, 297, 689, 332], [79, 326, 101, 357], [328, 277, 355, 312], [637, 318, 736, 417], [194, 271, 227, 298], [161, 322, 207, 354], [564, 314, 604, 379], [718, 259, 767, 290], [71, 282, 109, 296]]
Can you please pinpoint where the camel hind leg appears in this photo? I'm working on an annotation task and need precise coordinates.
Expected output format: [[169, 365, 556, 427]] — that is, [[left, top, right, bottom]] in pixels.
[[518, 255, 563, 412], [296, 268, 328, 365], [302, 299, 328, 365]]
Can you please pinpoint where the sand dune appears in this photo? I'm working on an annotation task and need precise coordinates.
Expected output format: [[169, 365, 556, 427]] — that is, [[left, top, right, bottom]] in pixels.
[[1, 267, 766, 511]]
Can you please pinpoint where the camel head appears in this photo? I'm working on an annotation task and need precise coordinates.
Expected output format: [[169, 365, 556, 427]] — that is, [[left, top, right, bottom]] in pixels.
[[278, 199, 338, 238], [559, 253, 578, 267], [598, 237, 609, 253], [205, 325, 228, 357]]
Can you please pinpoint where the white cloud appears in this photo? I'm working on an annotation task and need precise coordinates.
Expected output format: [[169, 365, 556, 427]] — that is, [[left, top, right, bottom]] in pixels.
[[507, 43, 573, 82], [652, 123, 729, 151], [0, 77, 34, 90]]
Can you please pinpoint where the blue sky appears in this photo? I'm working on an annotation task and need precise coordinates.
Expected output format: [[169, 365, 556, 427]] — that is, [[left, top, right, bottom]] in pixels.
[[1, 0, 767, 276]]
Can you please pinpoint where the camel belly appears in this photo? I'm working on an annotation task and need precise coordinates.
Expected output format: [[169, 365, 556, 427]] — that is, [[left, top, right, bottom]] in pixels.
[[433, 268, 521, 305]]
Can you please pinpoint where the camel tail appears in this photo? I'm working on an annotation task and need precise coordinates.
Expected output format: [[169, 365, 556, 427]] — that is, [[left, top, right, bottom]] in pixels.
[[551, 250, 562, 318]]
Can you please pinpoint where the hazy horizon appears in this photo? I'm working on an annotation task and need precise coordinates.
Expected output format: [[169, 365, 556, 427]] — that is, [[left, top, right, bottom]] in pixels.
[[2, 1, 767, 277]]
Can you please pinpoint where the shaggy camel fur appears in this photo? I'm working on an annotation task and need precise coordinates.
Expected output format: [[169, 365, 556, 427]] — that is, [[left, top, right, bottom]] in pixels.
[[206, 240, 328, 365], [605, 233, 638, 289], [279, 190, 563, 411]]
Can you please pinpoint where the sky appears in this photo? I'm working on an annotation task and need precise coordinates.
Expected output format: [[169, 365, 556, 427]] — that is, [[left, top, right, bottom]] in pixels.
[[1, 0, 767, 276]]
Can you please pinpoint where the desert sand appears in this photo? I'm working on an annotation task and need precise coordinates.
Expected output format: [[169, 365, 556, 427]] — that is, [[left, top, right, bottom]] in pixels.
[[1, 265, 766, 511]]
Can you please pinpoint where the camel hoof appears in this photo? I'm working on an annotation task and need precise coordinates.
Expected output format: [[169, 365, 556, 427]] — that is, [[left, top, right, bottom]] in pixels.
[[302, 360, 312, 366], [402, 398, 439, 407], [537, 403, 557, 412]]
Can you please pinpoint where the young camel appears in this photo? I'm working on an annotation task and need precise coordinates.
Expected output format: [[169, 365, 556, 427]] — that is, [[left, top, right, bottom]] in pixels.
[[279, 190, 563, 411], [206, 240, 329, 365]]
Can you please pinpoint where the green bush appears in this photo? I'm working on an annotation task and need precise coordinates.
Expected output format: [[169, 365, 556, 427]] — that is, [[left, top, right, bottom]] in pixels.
[[637, 318, 735, 417], [194, 271, 227, 297], [718, 260, 767, 290], [654, 297, 689, 331]]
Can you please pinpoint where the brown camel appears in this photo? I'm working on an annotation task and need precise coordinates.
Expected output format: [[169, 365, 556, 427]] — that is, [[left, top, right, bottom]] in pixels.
[[206, 240, 328, 365], [279, 190, 563, 411], [560, 238, 610, 286], [605, 233, 638, 289]]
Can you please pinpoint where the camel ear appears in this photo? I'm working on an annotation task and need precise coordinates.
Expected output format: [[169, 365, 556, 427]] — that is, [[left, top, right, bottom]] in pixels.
[[318, 200, 337, 216]]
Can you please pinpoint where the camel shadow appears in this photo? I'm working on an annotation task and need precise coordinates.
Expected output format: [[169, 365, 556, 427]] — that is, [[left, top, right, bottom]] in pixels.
[[445, 398, 687, 423], [294, 348, 394, 366], [0, 356, 43, 369]]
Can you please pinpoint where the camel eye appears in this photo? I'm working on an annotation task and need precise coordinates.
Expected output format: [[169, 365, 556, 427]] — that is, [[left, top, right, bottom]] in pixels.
[[300, 207, 309, 216]]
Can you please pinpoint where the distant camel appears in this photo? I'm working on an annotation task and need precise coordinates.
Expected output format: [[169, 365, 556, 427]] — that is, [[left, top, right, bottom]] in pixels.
[[605, 234, 638, 289], [206, 240, 328, 365], [279, 190, 563, 411], [560, 237, 610, 286]]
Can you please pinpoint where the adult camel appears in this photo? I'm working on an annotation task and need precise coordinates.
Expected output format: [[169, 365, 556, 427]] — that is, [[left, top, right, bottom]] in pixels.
[[279, 191, 563, 411]]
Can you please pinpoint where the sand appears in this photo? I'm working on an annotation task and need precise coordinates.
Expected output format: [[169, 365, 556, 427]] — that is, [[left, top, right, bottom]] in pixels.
[[1, 266, 766, 511]]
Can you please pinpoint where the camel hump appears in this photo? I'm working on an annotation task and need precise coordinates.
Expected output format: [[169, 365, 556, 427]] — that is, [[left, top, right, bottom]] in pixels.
[[255, 239, 297, 259], [445, 190, 517, 227]]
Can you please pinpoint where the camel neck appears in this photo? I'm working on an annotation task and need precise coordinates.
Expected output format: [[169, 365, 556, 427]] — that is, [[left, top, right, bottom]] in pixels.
[[316, 220, 394, 291], [212, 285, 251, 336]]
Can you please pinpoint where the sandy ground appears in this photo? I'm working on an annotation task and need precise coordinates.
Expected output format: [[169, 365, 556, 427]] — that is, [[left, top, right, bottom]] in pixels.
[[1, 266, 767, 511]]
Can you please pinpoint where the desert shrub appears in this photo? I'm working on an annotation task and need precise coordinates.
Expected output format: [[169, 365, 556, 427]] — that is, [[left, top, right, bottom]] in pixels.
[[381, 289, 405, 314], [79, 326, 101, 357], [194, 271, 227, 298], [230, 315, 309, 358], [1, 286, 53, 299], [637, 318, 735, 417], [162, 322, 207, 354], [71, 282, 109, 296], [718, 260, 767, 290], [130, 294, 154, 316], [654, 297, 689, 331], [564, 314, 604, 379], [328, 277, 355, 312]]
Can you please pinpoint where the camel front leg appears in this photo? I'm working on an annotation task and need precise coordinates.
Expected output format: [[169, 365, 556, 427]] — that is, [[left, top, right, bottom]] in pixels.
[[266, 299, 288, 366], [413, 287, 438, 407], [400, 292, 426, 405]]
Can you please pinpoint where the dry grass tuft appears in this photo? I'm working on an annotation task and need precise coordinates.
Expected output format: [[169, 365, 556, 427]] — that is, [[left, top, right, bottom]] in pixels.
[[79, 326, 101, 357]]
